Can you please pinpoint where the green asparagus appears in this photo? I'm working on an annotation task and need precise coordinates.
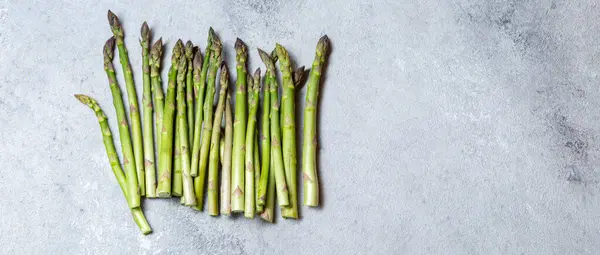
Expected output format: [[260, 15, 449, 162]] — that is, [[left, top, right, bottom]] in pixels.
[[176, 55, 196, 205], [207, 62, 229, 215], [276, 44, 299, 218], [75, 94, 151, 234], [103, 37, 140, 208], [232, 38, 248, 212], [149, 38, 163, 198], [157, 39, 184, 197], [140, 22, 157, 198], [244, 68, 260, 218], [107, 10, 145, 196], [220, 94, 233, 215]]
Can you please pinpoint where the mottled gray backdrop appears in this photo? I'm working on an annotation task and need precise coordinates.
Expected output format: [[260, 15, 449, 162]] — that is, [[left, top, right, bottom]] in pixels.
[[1, 0, 600, 254]]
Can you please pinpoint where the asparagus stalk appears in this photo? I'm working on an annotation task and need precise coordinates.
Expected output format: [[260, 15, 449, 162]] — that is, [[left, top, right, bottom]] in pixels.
[[140, 22, 157, 198], [157, 39, 184, 197], [276, 44, 299, 218], [185, 41, 195, 146], [176, 55, 196, 205], [107, 11, 145, 196], [257, 67, 271, 207], [207, 62, 229, 215], [258, 49, 289, 207], [260, 150, 275, 222], [103, 37, 140, 208], [149, 38, 163, 197], [244, 68, 261, 218], [191, 28, 214, 177], [75, 94, 151, 234], [303, 36, 329, 206], [172, 121, 182, 196], [195, 35, 222, 210], [254, 137, 261, 212], [220, 94, 233, 215], [231, 38, 248, 212]]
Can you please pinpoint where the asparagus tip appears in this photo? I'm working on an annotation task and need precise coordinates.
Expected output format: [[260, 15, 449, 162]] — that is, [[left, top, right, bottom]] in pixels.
[[103, 37, 115, 59], [151, 37, 163, 50], [107, 10, 119, 27], [141, 22, 149, 39], [185, 40, 194, 58], [193, 50, 202, 69], [293, 66, 306, 88], [74, 94, 92, 105], [318, 34, 330, 53], [208, 27, 215, 39], [254, 67, 261, 78], [235, 38, 246, 53]]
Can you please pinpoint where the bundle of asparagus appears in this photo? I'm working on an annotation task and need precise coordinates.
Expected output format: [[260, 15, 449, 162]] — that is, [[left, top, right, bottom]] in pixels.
[[74, 10, 330, 234]]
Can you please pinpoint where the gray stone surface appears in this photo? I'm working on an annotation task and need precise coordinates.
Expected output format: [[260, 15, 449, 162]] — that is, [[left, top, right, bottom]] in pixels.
[[1, 0, 600, 253]]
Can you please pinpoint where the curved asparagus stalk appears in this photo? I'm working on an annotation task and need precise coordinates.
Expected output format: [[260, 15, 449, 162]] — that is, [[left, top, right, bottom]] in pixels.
[[257, 67, 271, 207], [176, 56, 196, 205], [107, 11, 145, 196], [191, 28, 214, 178], [303, 36, 329, 206], [254, 137, 261, 212], [195, 35, 222, 210], [157, 39, 184, 197], [244, 68, 261, 218], [220, 94, 233, 215], [75, 94, 151, 234], [185, 41, 195, 146], [259, 150, 275, 223], [258, 49, 289, 207], [103, 37, 140, 208], [207, 62, 229, 215], [275, 44, 298, 219], [149, 38, 163, 197], [231, 38, 248, 212], [140, 22, 157, 198]]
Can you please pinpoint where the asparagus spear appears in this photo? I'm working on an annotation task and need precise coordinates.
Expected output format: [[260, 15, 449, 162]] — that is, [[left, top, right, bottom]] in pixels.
[[176, 55, 196, 205], [107, 11, 145, 196], [244, 69, 261, 218], [103, 37, 140, 208], [231, 38, 248, 212], [303, 36, 329, 206], [220, 94, 233, 215], [257, 68, 271, 207], [75, 94, 151, 234], [254, 137, 261, 212], [157, 39, 184, 197], [207, 62, 229, 215], [259, 150, 275, 222], [276, 44, 299, 218], [149, 38, 163, 197], [140, 22, 157, 198], [258, 49, 289, 207], [172, 121, 182, 196], [191, 28, 214, 177], [185, 41, 195, 146], [195, 35, 222, 210]]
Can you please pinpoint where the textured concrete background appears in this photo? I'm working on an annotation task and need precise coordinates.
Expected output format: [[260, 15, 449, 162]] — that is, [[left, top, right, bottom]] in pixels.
[[2, 0, 600, 254]]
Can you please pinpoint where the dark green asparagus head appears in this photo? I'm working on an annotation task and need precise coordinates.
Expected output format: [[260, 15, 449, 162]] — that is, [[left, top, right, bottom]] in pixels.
[[141, 22, 150, 43], [207, 27, 215, 44], [235, 38, 248, 63], [150, 38, 163, 70], [107, 10, 123, 38], [253, 68, 261, 93], [172, 39, 184, 64], [316, 35, 330, 60], [275, 44, 290, 69], [177, 54, 188, 82], [257, 48, 275, 74], [211, 36, 223, 66], [74, 94, 101, 111], [185, 40, 194, 60], [220, 62, 229, 90], [103, 37, 115, 61]]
